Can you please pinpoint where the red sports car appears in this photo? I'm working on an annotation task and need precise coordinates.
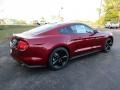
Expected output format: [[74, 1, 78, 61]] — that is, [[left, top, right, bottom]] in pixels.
[[10, 22, 113, 70]]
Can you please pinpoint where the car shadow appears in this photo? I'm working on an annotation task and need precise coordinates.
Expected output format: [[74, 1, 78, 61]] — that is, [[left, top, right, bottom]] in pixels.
[[16, 51, 102, 73], [68, 51, 102, 65]]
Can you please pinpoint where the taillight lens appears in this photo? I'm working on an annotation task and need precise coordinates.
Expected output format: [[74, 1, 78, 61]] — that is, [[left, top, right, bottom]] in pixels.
[[17, 41, 28, 51]]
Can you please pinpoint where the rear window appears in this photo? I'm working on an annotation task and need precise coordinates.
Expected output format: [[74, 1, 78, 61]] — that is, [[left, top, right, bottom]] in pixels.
[[22, 24, 56, 36]]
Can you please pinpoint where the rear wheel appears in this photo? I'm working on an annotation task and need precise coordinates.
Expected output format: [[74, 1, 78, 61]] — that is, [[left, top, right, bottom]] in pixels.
[[103, 38, 113, 52], [48, 47, 69, 70]]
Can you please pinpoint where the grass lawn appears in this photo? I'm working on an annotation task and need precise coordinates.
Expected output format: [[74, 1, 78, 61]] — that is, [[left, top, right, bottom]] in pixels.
[[0, 25, 37, 42]]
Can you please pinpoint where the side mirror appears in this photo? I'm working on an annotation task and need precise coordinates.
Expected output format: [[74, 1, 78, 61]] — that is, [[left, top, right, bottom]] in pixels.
[[93, 30, 98, 34]]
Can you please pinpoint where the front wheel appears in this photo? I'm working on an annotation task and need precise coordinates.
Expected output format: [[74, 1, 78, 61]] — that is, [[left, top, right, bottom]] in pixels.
[[48, 47, 69, 70], [103, 38, 113, 52]]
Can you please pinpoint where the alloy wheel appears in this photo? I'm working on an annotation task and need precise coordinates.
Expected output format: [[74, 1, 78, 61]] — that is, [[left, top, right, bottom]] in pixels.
[[104, 38, 113, 52], [49, 47, 69, 70]]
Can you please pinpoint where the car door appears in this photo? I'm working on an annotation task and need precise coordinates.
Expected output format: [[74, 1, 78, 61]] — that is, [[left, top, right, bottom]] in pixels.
[[59, 26, 82, 56], [84, 25, 104, 50], [70, 24, 93, 55]]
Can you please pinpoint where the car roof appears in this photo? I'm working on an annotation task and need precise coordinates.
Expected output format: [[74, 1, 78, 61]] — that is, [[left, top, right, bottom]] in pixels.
[[49, 22, 85, 28]]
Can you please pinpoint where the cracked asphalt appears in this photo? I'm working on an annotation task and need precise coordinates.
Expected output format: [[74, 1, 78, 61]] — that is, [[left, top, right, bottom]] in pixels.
[[0, 29, 120, 90]]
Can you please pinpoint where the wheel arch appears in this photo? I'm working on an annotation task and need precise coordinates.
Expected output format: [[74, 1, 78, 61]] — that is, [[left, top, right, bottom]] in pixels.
[[108, 36, 113, 42], [48, 44, 71, 59]]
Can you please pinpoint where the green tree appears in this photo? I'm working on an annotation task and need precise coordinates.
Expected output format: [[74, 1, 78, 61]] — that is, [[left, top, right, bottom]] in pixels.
[[97, 0, 120, 25], [104, 0, 120, 21]]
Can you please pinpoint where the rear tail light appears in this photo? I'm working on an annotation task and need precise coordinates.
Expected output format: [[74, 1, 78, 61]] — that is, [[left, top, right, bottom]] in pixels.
[[17, 41, 28, 51]]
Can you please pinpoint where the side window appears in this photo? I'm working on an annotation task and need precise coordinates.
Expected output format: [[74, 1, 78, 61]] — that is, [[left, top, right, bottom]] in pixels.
[[85, 26, 94, 33], [76, 25, 86, 33], [70, 24, 86, 34], [60, 27, 74, 34], [70, 25, 77, 33]]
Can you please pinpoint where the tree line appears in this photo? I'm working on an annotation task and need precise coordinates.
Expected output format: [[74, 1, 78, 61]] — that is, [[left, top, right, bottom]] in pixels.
[[97, 0, 120, 25]]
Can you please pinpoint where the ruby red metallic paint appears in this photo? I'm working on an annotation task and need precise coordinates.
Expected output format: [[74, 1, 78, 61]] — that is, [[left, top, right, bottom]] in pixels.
[[10, 22, 113, 67]]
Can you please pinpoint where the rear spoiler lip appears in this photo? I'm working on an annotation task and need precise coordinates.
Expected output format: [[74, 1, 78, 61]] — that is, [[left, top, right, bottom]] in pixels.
[[13, 33, 38, 39], [12, 34, 28, 43]]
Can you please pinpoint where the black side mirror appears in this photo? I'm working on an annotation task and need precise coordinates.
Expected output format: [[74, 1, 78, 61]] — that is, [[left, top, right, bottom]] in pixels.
[[93, 30, 98, 34]]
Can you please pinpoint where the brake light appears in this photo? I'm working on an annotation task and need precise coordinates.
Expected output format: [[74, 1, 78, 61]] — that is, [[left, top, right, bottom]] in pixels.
[[17, 41, 28, 51]]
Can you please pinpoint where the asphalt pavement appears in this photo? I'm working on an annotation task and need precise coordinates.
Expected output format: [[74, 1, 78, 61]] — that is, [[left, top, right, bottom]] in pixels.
[[0, 29, 120, 90]]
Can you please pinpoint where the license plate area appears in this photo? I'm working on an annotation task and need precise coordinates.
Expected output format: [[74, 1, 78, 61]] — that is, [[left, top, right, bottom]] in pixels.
[[10, 38, 18, 48]]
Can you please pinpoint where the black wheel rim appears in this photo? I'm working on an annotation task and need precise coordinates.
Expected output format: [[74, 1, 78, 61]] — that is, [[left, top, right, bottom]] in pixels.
[[52, 50, 68, 69], [105, 39, 113, 51]]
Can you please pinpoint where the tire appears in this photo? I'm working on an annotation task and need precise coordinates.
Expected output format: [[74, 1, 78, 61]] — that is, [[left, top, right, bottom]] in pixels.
[[48, 47, 69, 70], [103, 38, 113, 52]]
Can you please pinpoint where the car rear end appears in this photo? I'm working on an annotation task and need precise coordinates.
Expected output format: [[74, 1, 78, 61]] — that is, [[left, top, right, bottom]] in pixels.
[[10, 34, 48, 67], [10, 24, 59, 67]]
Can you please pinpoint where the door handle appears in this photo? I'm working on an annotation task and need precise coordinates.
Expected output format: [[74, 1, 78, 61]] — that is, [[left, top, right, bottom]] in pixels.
[[90, 37, 99, 39], [95, 37, 99, 39]]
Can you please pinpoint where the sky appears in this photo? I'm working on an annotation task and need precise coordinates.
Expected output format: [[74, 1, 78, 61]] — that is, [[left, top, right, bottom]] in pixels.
[[0, 0, 101, 21]]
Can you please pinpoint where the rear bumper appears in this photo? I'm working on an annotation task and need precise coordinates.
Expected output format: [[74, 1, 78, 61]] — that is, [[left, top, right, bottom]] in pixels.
[[18, 61, 46, 68], [11, 54, 46, 66], [10, 46, 49, 66]]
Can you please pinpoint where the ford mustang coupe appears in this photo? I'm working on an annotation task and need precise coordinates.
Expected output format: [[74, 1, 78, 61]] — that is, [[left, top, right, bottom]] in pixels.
[[10, 22, 113, 70]]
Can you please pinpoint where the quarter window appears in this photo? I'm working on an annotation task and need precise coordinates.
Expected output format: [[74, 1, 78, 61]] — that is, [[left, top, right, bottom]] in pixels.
[[60, 27, 74, 34]]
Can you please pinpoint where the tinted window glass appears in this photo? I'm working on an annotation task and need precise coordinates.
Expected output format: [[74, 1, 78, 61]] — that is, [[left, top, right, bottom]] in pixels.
[[70, 24, 86, 34], [70, 25, 77, 33], [85, 26, 94, 33], [22, 24, 56, 36], [60, 27, 74, 34]]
